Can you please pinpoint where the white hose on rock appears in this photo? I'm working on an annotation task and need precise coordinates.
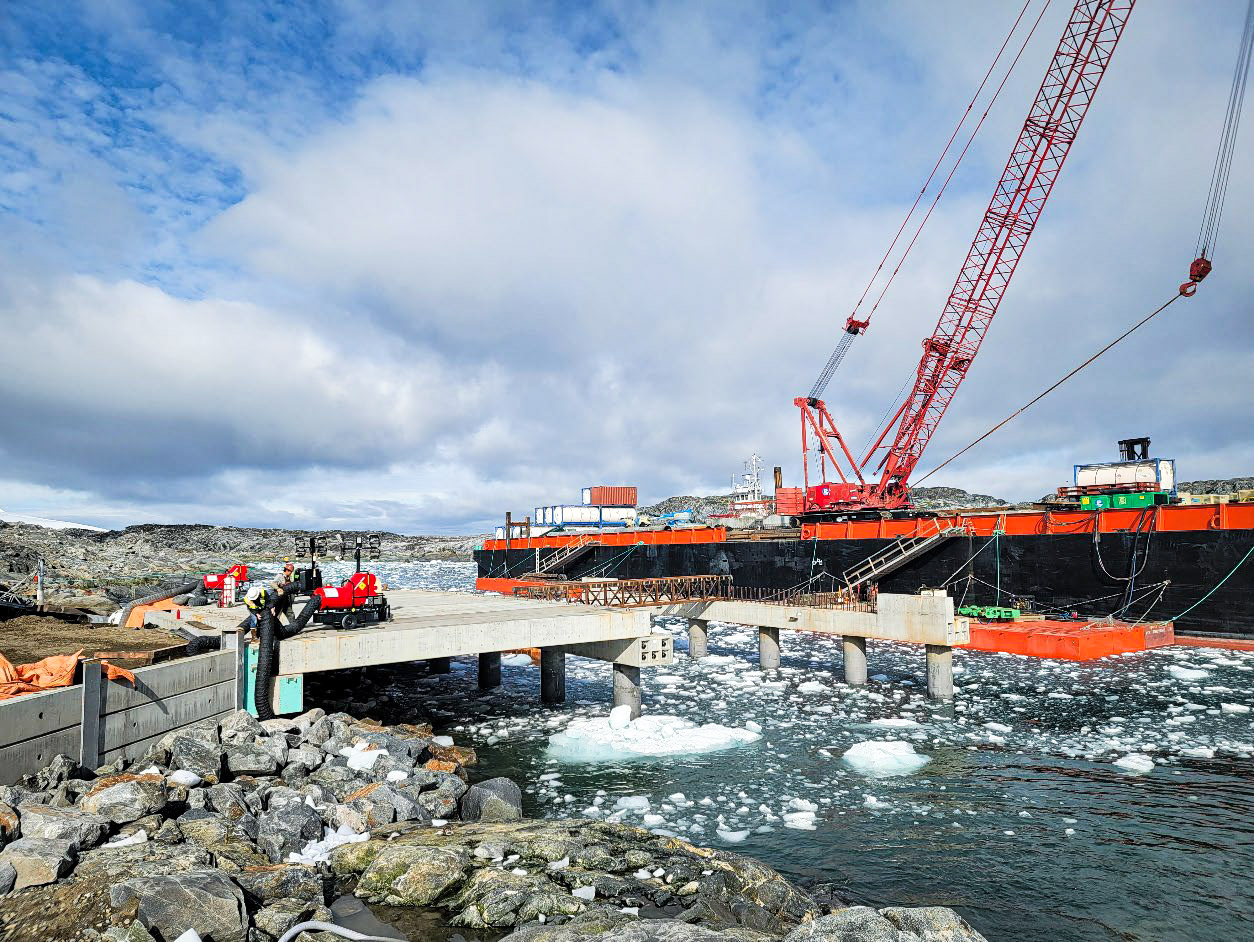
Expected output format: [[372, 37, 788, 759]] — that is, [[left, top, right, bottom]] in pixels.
[[276, 921, 401, 942]]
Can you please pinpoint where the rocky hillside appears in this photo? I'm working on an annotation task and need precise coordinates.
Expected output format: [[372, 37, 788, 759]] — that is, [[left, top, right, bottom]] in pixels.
[[908, 486, 1013, 511], [637, 494, 734, 521], [1178, 476, 1254, 494], [0, 522, 481, 606]]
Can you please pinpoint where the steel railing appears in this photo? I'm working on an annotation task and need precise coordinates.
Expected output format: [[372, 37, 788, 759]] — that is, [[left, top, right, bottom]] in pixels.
[[513, 574, 875, 612]]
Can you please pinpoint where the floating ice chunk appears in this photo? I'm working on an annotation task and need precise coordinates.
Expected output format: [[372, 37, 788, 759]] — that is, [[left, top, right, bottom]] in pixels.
[[984, 722, 1012, 733], [1168, 666, 1210, 683], [870, 674, 890, 683], [862, 795, 889, 809], [787, 798, 817, 812], [287, 825, 368, 864], [870, 718, 921, 729], [1180, 746, 1215, 759], [339, 742, 386, 771], [655, 674, 685, 684], [432, 735, 455, 747], [716, 828, 750, 843], [745, 720, 763, 733], [797, 681, 829, 694], [548, 714, 761, 761], [842, 740, 931, 777], [614, 796, 651, 812], [1113, 754, 1155, 774], [783, 811, 817, 830], [501, 653, 534, 666], [642, 813, 666, 827], [1221, 703, 1251, 714], [669, 793, 687, 803], [168, 770, 201, 787]]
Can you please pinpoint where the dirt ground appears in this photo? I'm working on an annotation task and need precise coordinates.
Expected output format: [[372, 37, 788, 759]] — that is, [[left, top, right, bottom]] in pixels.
[[0, 615, 184, 667]]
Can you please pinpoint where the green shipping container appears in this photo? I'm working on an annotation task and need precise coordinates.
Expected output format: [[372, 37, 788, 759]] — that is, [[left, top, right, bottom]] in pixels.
[[1109, 492, 1167, 509], [1080, 494, 1111, 510]]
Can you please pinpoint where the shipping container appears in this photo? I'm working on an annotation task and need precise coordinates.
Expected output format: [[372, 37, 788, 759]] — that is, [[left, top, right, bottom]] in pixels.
[[774, 488, 805, 516], [1074, 458, 1175, 493], [581, 486, 638, 507]]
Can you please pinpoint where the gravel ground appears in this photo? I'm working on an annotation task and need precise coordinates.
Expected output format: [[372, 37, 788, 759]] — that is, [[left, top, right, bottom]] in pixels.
[[0, 615, 184, 667]]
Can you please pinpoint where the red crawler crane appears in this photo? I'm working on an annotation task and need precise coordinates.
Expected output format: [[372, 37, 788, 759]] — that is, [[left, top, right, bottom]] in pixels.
[[797, 0, 1135, 513]]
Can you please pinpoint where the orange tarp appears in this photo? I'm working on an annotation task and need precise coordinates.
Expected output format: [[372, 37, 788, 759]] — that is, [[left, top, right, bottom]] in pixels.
[[0, 650, 137, 700]]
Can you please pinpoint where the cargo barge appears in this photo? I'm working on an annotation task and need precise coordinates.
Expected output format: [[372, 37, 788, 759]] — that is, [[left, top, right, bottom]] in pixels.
[[474, 503, 1254, 638]]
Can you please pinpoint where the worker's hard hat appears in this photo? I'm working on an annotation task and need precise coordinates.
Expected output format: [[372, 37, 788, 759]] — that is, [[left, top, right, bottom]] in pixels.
[[245, 585, 265, 603], [283, 562, 294, 570]]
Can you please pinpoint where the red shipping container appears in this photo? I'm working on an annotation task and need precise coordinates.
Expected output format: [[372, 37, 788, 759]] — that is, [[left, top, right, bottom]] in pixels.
[[774, 488, 805, 515], [582, 485, 637, 506]]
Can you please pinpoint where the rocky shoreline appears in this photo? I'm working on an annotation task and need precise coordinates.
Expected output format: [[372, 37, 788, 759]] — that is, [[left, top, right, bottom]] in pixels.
[[0, 706, 987, 942]]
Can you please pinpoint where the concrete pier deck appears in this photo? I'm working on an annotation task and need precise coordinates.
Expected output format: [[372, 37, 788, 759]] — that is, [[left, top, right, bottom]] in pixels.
[[148, 588, 668, 717], [275, 589, 654, 674]]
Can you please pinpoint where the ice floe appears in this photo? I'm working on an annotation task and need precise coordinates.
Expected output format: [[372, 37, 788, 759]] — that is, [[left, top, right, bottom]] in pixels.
[[842, 740, 931, 776], [547, 713, 761, 761]]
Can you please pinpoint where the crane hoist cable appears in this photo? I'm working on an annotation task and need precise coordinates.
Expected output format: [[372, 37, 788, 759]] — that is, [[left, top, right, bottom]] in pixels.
[[913, 291, 1183, 488], [1195, 0, 1254, 263], [807, 0, 1052, 402], [917, 0, 1254, 487]]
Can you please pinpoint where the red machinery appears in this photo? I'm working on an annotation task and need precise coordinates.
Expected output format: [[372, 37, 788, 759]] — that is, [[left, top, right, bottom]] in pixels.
[[311, 570, 390, 629], [796, 0, 1136, 513], [203, 564, 249, 604]]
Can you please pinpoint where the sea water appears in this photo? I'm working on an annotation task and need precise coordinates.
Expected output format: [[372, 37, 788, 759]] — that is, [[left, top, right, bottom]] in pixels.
[[291, 561, 1254, 942]]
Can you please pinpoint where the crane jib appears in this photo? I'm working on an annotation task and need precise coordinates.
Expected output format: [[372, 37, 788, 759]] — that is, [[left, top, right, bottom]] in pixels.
[[796, 0, 1136, 513]]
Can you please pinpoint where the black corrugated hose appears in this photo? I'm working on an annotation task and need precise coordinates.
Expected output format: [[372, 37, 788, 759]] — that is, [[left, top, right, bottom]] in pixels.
[[253, 594, 322, 721]]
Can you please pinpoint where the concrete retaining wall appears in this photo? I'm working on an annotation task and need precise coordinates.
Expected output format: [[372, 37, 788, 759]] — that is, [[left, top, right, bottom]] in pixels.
[[0, 632, 247, 785]]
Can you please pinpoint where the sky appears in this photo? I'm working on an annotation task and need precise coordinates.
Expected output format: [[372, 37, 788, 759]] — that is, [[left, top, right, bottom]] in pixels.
[[1, 0, 1251, 535]]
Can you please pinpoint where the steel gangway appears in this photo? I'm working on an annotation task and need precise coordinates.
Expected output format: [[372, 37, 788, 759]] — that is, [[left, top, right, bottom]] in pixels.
[[842, 523, 967, 591], [528, 533, 599, 578]]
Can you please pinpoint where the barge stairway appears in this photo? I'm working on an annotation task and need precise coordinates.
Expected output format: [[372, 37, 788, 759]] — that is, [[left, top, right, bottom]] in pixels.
[[527, 534, 598, 578], [842, 524, 967, 591]]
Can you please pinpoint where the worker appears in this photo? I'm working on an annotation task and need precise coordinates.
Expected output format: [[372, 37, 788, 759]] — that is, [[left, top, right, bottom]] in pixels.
[[244, 580, 296, 632], [270, 562, 297, 622]]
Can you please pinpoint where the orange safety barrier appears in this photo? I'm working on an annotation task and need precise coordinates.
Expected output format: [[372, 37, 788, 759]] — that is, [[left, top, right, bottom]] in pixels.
[[0, 650, 137, 700], [475, 577, 548, 595]]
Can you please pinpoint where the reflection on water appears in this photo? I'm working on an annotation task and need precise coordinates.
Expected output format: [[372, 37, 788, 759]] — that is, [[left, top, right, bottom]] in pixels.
[[347, 562, 1254, 942]]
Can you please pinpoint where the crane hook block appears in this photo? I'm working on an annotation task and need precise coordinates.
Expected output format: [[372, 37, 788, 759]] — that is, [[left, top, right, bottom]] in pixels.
[[844, 316, 870, 335], [1179, 256, 1212, 297]]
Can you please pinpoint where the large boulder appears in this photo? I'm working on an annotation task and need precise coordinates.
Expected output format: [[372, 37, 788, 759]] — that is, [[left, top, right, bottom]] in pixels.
[[220, 710, 265, 741], [206, 782, 252, 821], [235, 863, 326, 907], [223, 743, 280, 777], [169, 734, 223, 783], [110, 869, 248, 942], [80, 774, 168, 824], [17, 803, 109, 850], [0, 860, 16, 894], [346, 783, 426, 828], [0, 800, 21, 846], [253, 898, 335, 939], [177, 809, 267, 869], [460, 777, 523, 823], [355, 845, 471, 906], [0, 836, 77, 889], [880, 907, 988, 941], [783, 907, 911, 942], [257, 801, 323, 863], [450, 867, 587, 928]]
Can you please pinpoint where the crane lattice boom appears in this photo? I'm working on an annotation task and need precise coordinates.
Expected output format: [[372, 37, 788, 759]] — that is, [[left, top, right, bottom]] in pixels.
[[798, 0, 1136, 512]]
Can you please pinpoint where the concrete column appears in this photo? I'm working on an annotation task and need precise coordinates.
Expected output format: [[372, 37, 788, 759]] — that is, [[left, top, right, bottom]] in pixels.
[[613, 664, 642, 719], [758, 627, 781, 670], [428, 657, 451, 674], [842, 636, 868, 685], [540, 647, 566, 704], [926, 644, 954, 700], [688, 619, 709, 659], [478, 652, 502, 690]]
